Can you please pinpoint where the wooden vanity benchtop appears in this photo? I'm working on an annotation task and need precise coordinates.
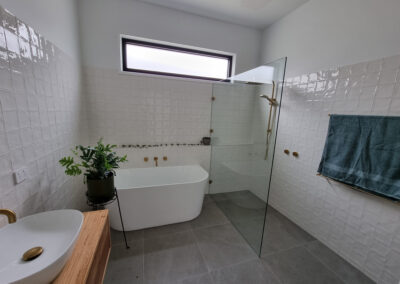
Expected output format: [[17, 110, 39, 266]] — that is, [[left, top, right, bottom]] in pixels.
[[53, 209, 111, 284]]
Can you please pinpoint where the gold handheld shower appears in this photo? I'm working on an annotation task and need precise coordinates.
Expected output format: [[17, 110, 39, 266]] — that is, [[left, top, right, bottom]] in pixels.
[[259, 81, 277, 160]]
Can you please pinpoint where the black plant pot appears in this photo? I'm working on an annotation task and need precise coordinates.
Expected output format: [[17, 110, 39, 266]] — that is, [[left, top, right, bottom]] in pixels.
[[86, 173, 115, 204]]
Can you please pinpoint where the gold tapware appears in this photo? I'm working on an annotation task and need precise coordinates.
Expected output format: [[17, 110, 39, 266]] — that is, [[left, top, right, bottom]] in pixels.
[[22, 246, 44, 261], [154, 157, 158, 167], [0, 209, 17, 224]]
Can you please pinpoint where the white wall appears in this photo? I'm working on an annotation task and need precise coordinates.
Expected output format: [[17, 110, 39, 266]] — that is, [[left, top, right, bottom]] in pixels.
[[271, 55, 400, 284], [261, 1, 400, 282], [78, 0, 263, 171], [0, 0, 81, 59], [0, 4, 87, 227], [261, 0, 400, 77], [83, 66, 212, 171], [78, 0, 262, 74]]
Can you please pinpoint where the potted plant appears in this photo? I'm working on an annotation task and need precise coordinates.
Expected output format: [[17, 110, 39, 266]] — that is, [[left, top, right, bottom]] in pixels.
[[59, 139, 127, 203]]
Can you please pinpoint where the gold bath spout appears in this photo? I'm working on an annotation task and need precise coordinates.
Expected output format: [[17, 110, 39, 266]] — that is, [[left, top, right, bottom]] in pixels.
[[0, 209, 17, 224], [154, 157, 158, 167]]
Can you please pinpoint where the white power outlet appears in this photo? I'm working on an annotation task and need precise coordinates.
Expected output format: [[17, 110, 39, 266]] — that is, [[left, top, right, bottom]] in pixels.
[[14, 167, 28, 184]]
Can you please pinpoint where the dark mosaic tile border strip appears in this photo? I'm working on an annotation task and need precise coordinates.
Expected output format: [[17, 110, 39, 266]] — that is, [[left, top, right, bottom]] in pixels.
[[118, 143, 211, 149]]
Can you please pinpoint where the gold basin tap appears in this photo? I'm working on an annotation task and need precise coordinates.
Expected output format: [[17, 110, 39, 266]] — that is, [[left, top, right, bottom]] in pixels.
[[0, 209, 17, 224]]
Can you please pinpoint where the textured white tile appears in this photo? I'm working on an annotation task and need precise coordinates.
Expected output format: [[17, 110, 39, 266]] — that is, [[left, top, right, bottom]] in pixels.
[[376, 84, 395, 98], [363, 72, 380, 87], [271, 54, 400, 284], [382, 55, 400, 70], [0, 6, 88, 227], [367, 59, 383, 73], [379, 68, 398, 85]]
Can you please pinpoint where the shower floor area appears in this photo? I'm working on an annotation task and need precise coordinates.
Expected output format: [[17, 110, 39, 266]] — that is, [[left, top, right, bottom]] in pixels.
[[105, 193, 373, 283], [211, 190, 267, 252], [211, 190, 319, 256]]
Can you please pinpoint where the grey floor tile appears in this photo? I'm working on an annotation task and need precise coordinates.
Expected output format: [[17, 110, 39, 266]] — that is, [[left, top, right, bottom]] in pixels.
[[229, 192, 266, 210], [262, 207, 315, 256], [210, 192, 229, 202], [143, 221, 192, 239], [262, 246, 344, 284], [305, 241, 374, 284], [233, 216, 265, 253], [105, 240, 144, 284], [217, 199, 265, 222], [210, 259, 281, 284], [144, 231, 208, 284], [179, 273, 215, 284], [211, 190, 255, 203], [190, 201, 229, 229], [111, 228, 144, 246], [223, 190, 255, 200], [104, 266, 144, 284], [194, 223, 257, 270], [203, 194, 215, 205]]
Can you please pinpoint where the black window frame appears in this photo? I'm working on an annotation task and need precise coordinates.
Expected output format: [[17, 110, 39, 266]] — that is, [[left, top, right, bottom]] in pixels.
[[121, 37, 234, 81]]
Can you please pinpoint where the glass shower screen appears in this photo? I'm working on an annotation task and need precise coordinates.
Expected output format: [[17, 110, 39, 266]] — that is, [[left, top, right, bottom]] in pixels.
[[208, 58, 287, 255]]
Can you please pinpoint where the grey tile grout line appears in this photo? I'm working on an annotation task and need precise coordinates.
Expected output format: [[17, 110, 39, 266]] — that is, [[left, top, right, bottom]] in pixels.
[[260, 260, 283, 284], [260, 239, 317, 258], [141, 238, 145, 284], [303, 242, 351, 284], [178, 273, 213, 284], [191, 224, 260, 274], [187, 229, 216, 284], [191, 227, 215, 277], [260, 241, 318, 284]]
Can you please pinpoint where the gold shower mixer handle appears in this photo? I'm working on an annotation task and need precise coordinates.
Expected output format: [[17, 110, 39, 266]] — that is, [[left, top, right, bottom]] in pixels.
[[259, 95, 278, 106], [266, 97, 277, 106]]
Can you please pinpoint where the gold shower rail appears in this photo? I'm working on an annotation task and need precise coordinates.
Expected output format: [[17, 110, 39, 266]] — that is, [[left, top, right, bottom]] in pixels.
[[264, 81, 277, 160]]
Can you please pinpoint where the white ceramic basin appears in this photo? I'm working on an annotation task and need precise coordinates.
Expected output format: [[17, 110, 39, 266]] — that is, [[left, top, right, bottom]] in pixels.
[[0, 209, 83, 284]]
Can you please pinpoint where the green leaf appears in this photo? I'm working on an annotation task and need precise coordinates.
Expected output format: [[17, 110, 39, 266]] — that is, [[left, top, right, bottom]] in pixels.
[[59, 138, 127, 180]]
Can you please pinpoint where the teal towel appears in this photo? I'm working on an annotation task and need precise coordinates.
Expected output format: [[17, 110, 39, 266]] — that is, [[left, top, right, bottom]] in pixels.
[[318, 115, 400, 201]]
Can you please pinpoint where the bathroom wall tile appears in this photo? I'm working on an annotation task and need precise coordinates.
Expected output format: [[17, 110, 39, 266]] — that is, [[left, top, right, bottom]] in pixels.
[[382, 55, 400, 70], [0, 5, 88, 224], [270, 53, 400, 283], [363, 72, 380, 87], [85, 67, 213, 169], [376, 84, 395, 98], [379, 68, 398, 85], [1, 8, 17, 34], [4, 29, 19, 54], [0, 25, 7, 50], [0, 67, 12, 91], [367, 59, 383, 73]]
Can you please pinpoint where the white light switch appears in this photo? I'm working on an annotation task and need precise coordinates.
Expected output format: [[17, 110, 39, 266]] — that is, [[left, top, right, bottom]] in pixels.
[[14, 167, 27, 184]]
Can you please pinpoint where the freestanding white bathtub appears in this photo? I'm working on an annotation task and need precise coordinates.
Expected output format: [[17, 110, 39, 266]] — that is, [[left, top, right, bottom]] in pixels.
[[108, 165, 208, 231]]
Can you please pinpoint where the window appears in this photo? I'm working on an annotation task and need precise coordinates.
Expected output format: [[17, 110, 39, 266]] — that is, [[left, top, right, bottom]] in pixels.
[[121, 36, 234, 81]]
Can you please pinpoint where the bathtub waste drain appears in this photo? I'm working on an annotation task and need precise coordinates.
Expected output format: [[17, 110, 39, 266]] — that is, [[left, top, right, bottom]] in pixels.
[[22, 246, 43, 261]]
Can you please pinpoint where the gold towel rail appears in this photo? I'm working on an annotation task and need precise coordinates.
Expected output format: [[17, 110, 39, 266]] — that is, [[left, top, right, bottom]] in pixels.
[[316, 173, 399, 204]]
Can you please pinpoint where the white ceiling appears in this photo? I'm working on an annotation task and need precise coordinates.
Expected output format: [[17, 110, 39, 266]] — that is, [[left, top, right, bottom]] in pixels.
[[138, 0, 309, 29]]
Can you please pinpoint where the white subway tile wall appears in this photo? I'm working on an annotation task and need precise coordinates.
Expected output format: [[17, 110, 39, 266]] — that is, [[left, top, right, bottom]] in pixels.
[[0, 7, 88, 227], [83, 67, 213, 170], [83, 67, 212, 145], [270, 54, 400, 283], [115, 146, 211, 174]]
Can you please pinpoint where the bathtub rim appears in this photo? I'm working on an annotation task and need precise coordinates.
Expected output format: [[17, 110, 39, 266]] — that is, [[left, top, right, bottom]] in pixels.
[[115, 164, 209, 190]]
